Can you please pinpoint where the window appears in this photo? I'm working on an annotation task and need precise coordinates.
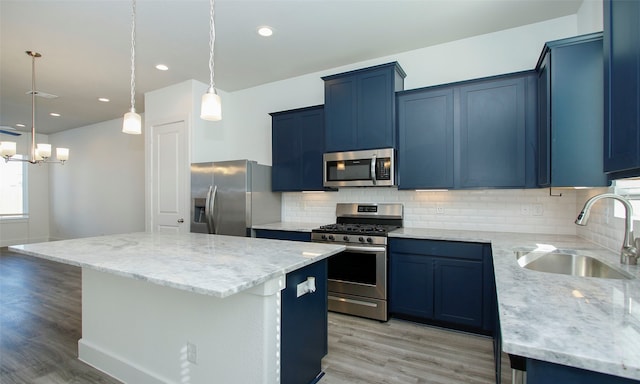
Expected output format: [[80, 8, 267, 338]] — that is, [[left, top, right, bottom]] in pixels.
[[0, 157, 28, 218], [612, 179, 640, 220]]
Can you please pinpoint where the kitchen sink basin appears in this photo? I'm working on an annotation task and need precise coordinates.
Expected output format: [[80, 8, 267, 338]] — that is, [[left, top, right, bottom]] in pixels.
[[515, 250, 633, 280]]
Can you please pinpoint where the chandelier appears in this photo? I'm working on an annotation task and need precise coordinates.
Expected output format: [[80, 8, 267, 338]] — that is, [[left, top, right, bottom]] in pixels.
[[0, 51, 69, 164]]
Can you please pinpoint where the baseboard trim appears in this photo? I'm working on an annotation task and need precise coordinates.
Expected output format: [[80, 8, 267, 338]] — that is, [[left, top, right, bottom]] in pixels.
[[79, 339, 171, 384]]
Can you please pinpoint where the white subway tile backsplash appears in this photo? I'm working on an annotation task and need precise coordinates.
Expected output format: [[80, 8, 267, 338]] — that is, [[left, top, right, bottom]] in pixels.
[[283, 188, 579, 235]]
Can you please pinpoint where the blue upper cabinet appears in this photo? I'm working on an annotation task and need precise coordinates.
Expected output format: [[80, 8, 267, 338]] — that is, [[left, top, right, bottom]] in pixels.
[[397, 87, 455, 189], [271, 105, 325, 191], [458, 73, 536, 188], [536, 33, 608, 187], [604, 0, 640, 178], [323, 62, 406, 152], [396, 71, 537, 190]]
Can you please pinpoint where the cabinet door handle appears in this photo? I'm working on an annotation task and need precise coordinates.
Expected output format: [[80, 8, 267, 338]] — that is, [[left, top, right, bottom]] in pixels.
[[177, 218, 184, 223]]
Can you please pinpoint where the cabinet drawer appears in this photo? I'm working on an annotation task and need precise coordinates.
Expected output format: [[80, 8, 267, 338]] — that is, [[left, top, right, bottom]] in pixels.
[[389, 238, 484, 261]]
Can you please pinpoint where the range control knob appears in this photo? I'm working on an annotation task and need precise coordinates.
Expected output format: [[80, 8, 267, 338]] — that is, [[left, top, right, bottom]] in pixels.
[[366, 237, 373, 243], [358, 237, 365, 243], [343, 236, 349, 242], [321, 234, 327, 240], [328, 235, 335, 241]]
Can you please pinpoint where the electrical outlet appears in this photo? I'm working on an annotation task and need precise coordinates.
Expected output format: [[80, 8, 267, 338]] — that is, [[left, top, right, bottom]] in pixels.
[[187, 342, 197, 364], [520, 205, 530, 216], [436, 204, 445, 214], [532, 204, 544, 216]]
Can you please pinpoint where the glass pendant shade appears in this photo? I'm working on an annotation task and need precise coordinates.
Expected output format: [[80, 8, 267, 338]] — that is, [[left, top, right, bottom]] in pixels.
[[200, 90, 222, 121], [37, 143, 51, 158], [56, 147, 69, 162], [123, 110, 142, 134], [0, 141, 17, 157]]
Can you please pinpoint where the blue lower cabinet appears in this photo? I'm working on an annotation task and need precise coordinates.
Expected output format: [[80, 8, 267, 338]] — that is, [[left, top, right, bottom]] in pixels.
[[254, 229, 311, 242], [527, 359, 640, 384], [389, 253, 434, 318], [389, 238, 494, 333], [433, 258, 483, 327], [281, 260, 328, 384]]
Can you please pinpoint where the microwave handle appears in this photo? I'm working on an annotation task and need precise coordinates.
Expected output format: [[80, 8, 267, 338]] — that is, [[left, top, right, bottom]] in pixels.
[[371, 154, 377, 185]]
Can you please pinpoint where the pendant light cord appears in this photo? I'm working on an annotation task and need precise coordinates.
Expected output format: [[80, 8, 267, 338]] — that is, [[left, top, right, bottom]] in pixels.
[[208, 0, 215, 92], [30, 53, 37, 162], [130, 0, 137, 111]]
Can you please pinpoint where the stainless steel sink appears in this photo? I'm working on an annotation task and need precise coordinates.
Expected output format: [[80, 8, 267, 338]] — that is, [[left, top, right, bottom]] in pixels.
[[515, 250, 633, 280]]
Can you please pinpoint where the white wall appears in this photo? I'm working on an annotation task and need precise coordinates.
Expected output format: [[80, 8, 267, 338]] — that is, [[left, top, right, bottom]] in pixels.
[[48, 117, 145, 240], [0, 133, 50, 246]]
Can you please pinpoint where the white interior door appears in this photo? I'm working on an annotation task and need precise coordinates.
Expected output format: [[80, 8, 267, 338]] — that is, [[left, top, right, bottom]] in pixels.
[[151, 120, 188, 233]]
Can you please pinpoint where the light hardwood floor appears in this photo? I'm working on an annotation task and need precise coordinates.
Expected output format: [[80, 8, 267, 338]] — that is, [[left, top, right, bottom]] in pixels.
[[1, 247, 511, 383], [321, 313, 512, 384]]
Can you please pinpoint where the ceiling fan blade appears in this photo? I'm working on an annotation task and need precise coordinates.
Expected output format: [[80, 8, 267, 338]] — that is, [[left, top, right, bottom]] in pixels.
[[0, 129, 22, 136]]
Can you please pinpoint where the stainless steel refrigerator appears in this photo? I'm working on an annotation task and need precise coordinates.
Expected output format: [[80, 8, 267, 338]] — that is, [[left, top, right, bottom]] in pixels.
[[190, 160, 281, 237]]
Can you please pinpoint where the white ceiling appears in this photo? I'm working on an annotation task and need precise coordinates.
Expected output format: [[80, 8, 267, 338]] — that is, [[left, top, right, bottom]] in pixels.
[[0, 0, 583, 135]]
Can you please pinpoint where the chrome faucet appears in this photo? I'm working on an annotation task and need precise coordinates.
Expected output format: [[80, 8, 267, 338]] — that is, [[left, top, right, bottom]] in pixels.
[[575, 193, 638, 265]]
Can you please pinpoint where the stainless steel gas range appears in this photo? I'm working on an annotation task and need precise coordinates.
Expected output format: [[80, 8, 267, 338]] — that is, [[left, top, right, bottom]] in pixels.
[[311, 203, 403, 321]]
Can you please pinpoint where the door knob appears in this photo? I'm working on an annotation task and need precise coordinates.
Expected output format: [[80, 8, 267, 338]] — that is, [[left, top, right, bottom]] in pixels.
[[177, 218, 184, 223]]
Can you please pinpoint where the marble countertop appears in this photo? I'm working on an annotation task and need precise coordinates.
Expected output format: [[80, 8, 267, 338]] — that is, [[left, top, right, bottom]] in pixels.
[[252, 222, 324, 232], [391, 228, 640, 380], [9, 232, 344, 299]]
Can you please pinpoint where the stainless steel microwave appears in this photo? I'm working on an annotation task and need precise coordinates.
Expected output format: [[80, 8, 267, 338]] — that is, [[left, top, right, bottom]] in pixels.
[[323, 148, 395, 188]]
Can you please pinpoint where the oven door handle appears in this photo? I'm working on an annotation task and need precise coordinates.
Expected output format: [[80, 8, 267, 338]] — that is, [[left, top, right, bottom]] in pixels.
[[344, 245, 386, 253]]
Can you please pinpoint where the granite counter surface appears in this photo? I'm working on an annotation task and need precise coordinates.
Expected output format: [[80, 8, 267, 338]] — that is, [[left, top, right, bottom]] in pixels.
[[252, 222, 324, 232], [9, 232, 344, 299], [391, 228, 640, 380]]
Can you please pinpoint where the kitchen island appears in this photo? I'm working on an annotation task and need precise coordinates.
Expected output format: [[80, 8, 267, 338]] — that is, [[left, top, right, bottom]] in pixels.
[[10, 232, 344, 384]]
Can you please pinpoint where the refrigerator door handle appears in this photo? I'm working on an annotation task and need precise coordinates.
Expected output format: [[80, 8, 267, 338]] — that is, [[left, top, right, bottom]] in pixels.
[[210, 185, 218, 234], [205, 185, 217, 234]]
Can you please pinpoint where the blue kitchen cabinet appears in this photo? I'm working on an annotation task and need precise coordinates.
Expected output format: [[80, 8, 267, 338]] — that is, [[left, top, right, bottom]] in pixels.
[[389, 238, 494, 333], [396, 71, 536, 190], [254, 229, 311, 242], [536, 33, 608, 187], [604, 0, 640, 178], [434, 257, 483, 327], [526, 358, 640, 384], [281, 259, 328, 384], [396, 88, 455, 189], [323, 62, 406, 152], [389, 252, 435, 318], [270, 105, 325, 191], [458, 72, 537, 188]]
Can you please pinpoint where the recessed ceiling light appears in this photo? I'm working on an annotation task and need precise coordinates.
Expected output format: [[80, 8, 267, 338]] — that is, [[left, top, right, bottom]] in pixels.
[[98, 97, 110, 102], [257, 26, 273, 37], [155, 64, 169, 71], [50, 113, 61, 117], [16, 123, 26, 128]]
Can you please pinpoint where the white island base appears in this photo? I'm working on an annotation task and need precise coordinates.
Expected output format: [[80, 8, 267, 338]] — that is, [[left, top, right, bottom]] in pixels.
[[79, 268, 284, 384]]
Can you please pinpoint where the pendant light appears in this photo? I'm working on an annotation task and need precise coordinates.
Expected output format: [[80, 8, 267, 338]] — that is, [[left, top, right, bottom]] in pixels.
[[200, 0, 222, 121], [1, 51, 69, 165], [123, 0, 141, 134]]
